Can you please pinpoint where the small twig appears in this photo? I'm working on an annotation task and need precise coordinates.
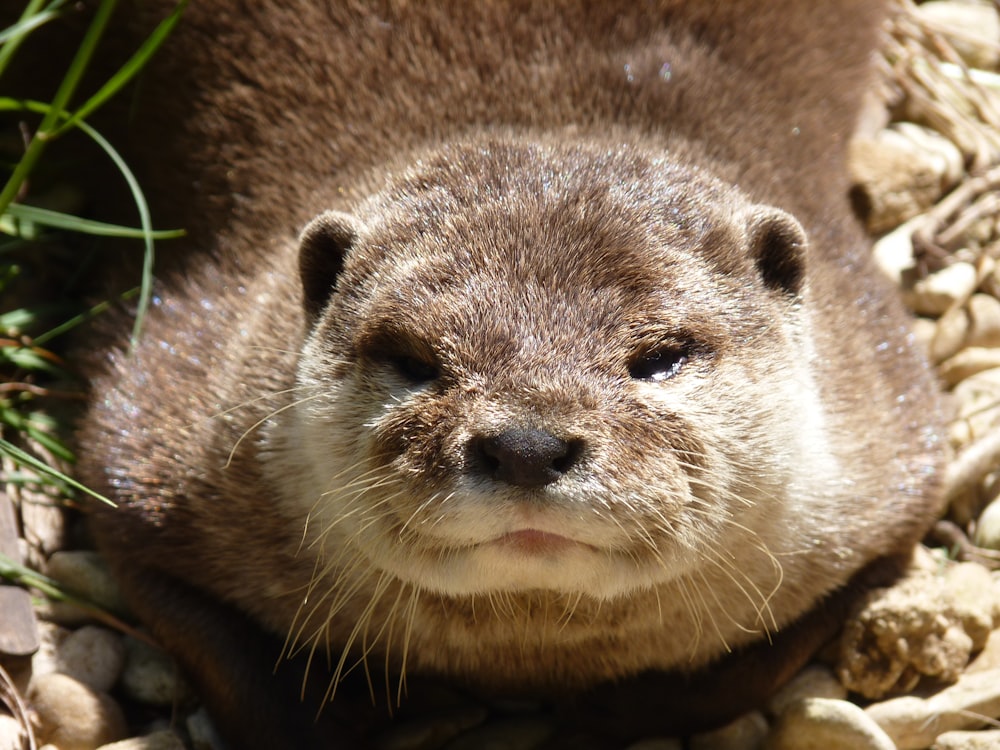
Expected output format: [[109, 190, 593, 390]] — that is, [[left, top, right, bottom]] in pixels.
[[944, 425, 1000, 506]]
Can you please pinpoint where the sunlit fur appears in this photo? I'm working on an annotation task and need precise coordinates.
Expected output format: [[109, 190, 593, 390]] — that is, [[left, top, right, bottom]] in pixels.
[[75, 2, 946, 743]]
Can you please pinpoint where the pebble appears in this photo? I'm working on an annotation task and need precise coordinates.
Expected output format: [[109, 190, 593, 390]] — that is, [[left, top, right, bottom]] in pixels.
[[439, 716, 555, 750], [18, 485, 66, 568], [906, 261, 978, 317], [945, 562, 999, 636], [872, 216, 919, 285], [689, 711, 767, 750], [0, 714, 26, 750], [373, 706, 489, 750], [930, 305, 970, 362], [967, 293, 1000, 348], [45, 551, 129, 616], [96, 731, 188, 750], [625, 740, 683, 750], [120, 636, 193, 707], [948, 366, 1000, 450], [31, 621, 72, 678], [766, 665, 847, 717], [765, 698, 895, 750], [28, 672, 128, 750], [974, 496, 1000, 551], [932, 729, 1000, 749], [186, 707, 226, 750], [849, 124, 962, 233], [968, 628, 1000, 672], [940, 346, 1000, 387], [914, 1, 1000, 70], [55, 625, 127, 692], [866, 666, 1000, 749]]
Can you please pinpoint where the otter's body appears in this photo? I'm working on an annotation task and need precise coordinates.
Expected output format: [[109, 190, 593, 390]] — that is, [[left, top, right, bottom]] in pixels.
[[78, 2, 945, 747]]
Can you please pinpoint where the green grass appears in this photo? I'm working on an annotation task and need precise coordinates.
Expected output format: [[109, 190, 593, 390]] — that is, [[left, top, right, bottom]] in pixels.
[[0, 0, 187, 507]]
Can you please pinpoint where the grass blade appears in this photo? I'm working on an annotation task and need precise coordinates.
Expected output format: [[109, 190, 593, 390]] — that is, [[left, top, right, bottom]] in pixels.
[[0, 439, 113, 505], [1, 202, 184, 240], [53, 0, 189, 136], [0, 0, 120, 216]]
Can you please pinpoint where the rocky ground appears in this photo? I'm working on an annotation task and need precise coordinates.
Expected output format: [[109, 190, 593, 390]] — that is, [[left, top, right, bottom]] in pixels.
[[5, 1, 1000, 749]]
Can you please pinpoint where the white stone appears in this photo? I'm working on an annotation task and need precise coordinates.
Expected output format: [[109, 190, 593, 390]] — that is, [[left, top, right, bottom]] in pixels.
[[975, 496, 1000, 552], [55, 625, 127, 692], [45, 551, 128, 615], [120, 636, 193, 707], [0, 714, 27, 750], [765, 698, 895, 750], [31, 621, 71, 678], [872, 216, 919, 284], [186, 707, 226, 750]]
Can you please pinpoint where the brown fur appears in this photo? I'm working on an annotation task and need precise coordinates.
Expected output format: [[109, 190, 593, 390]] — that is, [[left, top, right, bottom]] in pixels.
[[74, 1, 945, 747]]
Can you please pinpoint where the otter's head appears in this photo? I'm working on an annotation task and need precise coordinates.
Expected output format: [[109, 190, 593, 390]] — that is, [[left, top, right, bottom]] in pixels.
[[286, 137, 829, 602]]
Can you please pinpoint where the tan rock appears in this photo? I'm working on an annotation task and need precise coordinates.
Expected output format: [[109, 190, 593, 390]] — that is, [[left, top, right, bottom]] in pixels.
[[766, 665, 847, 717], [929, 306, 970, 362], [967, 293, 1000, 348], [914, 1, 1000, 70], [625, 740, 684, 750], [689, 711, 767, 750], [906, 261, 978, 317], [975, 496, 1000, 552], [837, 564, 991, 699], [940, 346, 1000, 387], [932, 728, 1000, 749], [97, 731, 188, 750], [765, 698, 895, 750], [45, 551, 128, 616], [866, 667, 1000, 749], [850, 124, 962, 233], [872, 216, 918, 286], [28, 672, 128, 750]]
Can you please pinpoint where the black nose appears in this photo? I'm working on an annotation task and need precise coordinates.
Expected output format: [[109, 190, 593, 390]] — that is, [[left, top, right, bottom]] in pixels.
[[474, 428, 581, 488]]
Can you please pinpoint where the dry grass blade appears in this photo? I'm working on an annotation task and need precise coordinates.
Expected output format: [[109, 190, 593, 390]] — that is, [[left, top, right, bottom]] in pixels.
[[0, 660, 36, 750]]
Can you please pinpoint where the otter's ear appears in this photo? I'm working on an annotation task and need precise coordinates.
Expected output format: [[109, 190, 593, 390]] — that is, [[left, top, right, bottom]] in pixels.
[[747, 206, 807, 298], [298, 210, 361, 320]]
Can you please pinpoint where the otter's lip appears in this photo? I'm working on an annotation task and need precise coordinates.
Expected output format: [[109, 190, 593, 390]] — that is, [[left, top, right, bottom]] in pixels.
[[489, 529, 594, 555]]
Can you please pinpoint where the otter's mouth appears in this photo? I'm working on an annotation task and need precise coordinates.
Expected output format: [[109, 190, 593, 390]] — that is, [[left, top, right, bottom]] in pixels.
[[487, 529, 597, 555]]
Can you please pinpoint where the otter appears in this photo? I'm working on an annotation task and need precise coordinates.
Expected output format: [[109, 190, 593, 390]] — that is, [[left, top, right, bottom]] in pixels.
[[75, 1, 945, 747]]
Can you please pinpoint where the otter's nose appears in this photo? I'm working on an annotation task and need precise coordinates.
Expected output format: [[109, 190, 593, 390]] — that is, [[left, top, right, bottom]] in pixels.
[[474, 428, 580, 488]]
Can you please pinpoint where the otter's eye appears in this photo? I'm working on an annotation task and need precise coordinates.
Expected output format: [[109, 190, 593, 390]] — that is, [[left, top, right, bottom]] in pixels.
[[629, 347, 688, 382], [391, 354, 439, 384]]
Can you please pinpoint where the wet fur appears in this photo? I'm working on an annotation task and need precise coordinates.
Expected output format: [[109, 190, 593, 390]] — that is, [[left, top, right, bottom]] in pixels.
[[75, 1, 946, 746]]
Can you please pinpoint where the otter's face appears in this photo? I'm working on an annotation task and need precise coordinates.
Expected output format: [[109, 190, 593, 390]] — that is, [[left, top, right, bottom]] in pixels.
[[291, 139, 824, 601]]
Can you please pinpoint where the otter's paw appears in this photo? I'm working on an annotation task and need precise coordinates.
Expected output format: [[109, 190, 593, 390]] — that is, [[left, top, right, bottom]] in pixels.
[[836, 556, 998, 699]]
